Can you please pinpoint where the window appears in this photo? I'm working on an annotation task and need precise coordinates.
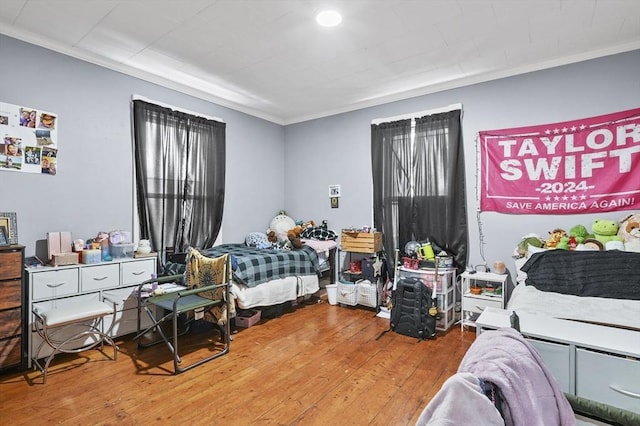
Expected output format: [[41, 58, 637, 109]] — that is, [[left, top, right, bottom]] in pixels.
[[371, 108, 468, 272], [132, 100, 226, 262]]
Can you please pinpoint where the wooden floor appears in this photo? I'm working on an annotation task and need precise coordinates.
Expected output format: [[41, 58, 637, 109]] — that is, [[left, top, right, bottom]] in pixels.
[[0, 297, 475, 425]]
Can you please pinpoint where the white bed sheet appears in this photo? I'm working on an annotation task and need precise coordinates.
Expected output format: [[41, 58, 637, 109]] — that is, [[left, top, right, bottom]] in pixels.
[[231, 274, 319, 309], [507, 284, 640, 330]]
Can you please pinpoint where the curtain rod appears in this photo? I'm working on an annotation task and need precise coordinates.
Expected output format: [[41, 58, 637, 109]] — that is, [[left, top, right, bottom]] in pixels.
[[131, 94, 225, 123], [371, 103, 462, 125]]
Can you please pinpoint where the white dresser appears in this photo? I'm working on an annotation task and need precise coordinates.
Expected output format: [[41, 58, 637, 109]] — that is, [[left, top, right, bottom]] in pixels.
[[476, 308, 640, 414], [26, 257, 157, 367]]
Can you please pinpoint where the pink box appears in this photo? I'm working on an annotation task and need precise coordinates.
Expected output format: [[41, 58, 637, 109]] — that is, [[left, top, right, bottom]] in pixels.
[[235, 309, 261, 328]]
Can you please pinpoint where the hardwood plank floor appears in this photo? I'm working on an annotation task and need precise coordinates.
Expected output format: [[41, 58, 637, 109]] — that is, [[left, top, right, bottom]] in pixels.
[[0, 298, 475, 425]]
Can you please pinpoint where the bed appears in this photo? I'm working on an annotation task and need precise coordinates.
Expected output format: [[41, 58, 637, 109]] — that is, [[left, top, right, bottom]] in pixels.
[[510, 249, 640, 329], [196, 241, 336, 310]]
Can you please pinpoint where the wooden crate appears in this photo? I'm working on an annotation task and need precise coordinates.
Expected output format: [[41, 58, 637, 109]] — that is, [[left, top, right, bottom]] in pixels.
[[340, 231, 382, 253]]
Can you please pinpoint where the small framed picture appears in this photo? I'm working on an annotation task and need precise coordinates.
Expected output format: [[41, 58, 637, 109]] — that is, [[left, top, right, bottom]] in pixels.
[[0, 225, 9, 246], [329, 184, 341, 197], [330, 197, 339, 208], [0, 212, 18, 244]]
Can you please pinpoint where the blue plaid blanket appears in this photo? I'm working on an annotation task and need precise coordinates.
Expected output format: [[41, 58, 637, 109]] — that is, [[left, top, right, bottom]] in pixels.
[[202, 244, 320, 288]]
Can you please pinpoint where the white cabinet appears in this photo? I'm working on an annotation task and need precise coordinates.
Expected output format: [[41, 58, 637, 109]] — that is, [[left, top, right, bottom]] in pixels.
[[397, 266, 456, 331], [26, 257, 156, 366], [576, 348, 640, 412], [460, 271, 507, 330], [475, 308, 640, 414]]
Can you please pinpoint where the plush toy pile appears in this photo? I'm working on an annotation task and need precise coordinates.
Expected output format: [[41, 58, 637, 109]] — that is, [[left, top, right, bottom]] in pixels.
[[513, 212, 640, 258], [244, 211, 337, 251]]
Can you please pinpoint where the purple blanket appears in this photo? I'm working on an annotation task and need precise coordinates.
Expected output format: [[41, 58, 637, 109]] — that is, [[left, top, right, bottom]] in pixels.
[[458, 327, 575, 426]]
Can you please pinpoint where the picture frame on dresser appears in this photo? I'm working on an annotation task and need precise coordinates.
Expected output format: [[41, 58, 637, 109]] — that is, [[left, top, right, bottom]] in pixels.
[[0, 225, 8, 246], [0, 212, 18, 244]]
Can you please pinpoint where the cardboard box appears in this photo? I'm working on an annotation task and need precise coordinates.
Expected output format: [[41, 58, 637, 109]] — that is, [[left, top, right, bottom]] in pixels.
[[47, 231, 78, 266], [51, 252, 79, 266], [47, 231, 73, 260], [340, 231, 382, 253], [235, 309, 261, 328]]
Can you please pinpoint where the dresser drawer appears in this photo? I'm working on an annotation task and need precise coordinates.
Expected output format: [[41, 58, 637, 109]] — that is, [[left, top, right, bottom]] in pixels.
[[0, 278, 21, 309], [528, 338, 571, 393], [31, 268, 79, 300], [463, 295, 502, 314], [122, 259, 155, 286], [576, 348, 640, 413], [0, 308, 21, 337], [0, 336, 22, 368], [81, 264, 119, 291], [0, 250, 22, 280]]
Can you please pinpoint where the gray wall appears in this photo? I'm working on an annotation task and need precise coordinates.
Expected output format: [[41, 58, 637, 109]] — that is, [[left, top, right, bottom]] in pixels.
[[284, 50, 640, 277], [0, 34, 285, 256], [3, 32, 639, 281]]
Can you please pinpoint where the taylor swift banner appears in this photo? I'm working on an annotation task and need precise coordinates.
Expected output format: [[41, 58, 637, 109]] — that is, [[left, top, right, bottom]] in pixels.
[[479, 107, 640, 214]]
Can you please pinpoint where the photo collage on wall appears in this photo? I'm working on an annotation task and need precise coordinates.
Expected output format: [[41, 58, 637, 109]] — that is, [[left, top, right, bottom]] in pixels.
[[0, 101, 58, 175]]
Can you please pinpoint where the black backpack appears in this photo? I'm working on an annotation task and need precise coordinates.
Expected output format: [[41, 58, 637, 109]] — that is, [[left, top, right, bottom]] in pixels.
[[390, 277, 437, 340]]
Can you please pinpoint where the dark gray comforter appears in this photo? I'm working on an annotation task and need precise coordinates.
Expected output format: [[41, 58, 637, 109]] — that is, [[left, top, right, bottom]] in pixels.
[[521, 250, 640, 300]]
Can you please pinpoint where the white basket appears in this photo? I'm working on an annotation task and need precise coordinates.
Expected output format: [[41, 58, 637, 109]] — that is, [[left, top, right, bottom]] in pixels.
[[356, 279, 377, 308], [337, 280, 358, 306]]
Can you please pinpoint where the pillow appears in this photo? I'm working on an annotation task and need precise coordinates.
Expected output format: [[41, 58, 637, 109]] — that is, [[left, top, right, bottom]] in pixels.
[[300, 227, 338, 241], [513, 257, 528, 285], [245, 231, 269, 247], [526, 243, 548, 259]]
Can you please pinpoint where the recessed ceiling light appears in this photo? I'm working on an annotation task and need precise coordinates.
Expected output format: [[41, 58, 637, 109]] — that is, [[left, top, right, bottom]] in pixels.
[[316, 10, 342, 27]]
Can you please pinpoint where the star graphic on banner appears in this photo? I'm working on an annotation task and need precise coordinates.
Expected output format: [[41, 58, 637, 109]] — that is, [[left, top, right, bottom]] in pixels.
[[546, 196, 552, 201], [562, 127, 569, 133], [545, 129, 552, 135], [580, 194, 587, 200], [571, 126, 578, 132], [562, 195, 569, 201], [571, 195, 578, 201], [579, 124, 587, 130], [553, 128, 560, 134], [554, 195, 561, 201]]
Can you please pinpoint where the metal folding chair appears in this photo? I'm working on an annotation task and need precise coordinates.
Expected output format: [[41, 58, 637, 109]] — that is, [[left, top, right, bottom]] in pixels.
[[135, 251, 232, 374]]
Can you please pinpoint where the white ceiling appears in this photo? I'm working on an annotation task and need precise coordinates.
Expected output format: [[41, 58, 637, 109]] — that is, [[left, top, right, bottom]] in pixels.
[[1, 0, 639, 125]]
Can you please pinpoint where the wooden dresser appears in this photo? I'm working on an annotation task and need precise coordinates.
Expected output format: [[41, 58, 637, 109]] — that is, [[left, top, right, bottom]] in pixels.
[[0, 245, 25, 371]]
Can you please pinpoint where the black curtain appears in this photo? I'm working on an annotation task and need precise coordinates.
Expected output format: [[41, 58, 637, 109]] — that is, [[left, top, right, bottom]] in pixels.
[[371, 110, 468, 274], [133, 100, 225, 261]]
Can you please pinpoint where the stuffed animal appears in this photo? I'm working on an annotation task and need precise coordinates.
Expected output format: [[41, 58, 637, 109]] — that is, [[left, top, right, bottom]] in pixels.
[[591, 219, 623, 245], [515, 234, 544, 257], [287, 225, 303, 240], [556, 236, 577, 251], [619, 213, 640, 252], [544, 229, 566, 249], [268, 211, 296, 242], [568, 224, 591, 244]]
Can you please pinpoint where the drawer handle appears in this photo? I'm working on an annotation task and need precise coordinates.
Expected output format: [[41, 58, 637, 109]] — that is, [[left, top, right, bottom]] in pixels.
[[475, 305, 485, 311], [46, 282, 66, 288], [610, 384, 640, 399], [132, 271, 146, 276], [93, 276, 109, 281]]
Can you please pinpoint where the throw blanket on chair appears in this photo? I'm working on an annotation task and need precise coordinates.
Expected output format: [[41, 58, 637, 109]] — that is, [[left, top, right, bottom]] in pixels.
[[186, 248, 236, 326]]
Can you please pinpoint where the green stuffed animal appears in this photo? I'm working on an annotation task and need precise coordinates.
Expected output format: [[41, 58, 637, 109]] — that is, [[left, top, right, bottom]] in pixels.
[[569, 224, 592, 244], [591, 219, 623, 245]]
